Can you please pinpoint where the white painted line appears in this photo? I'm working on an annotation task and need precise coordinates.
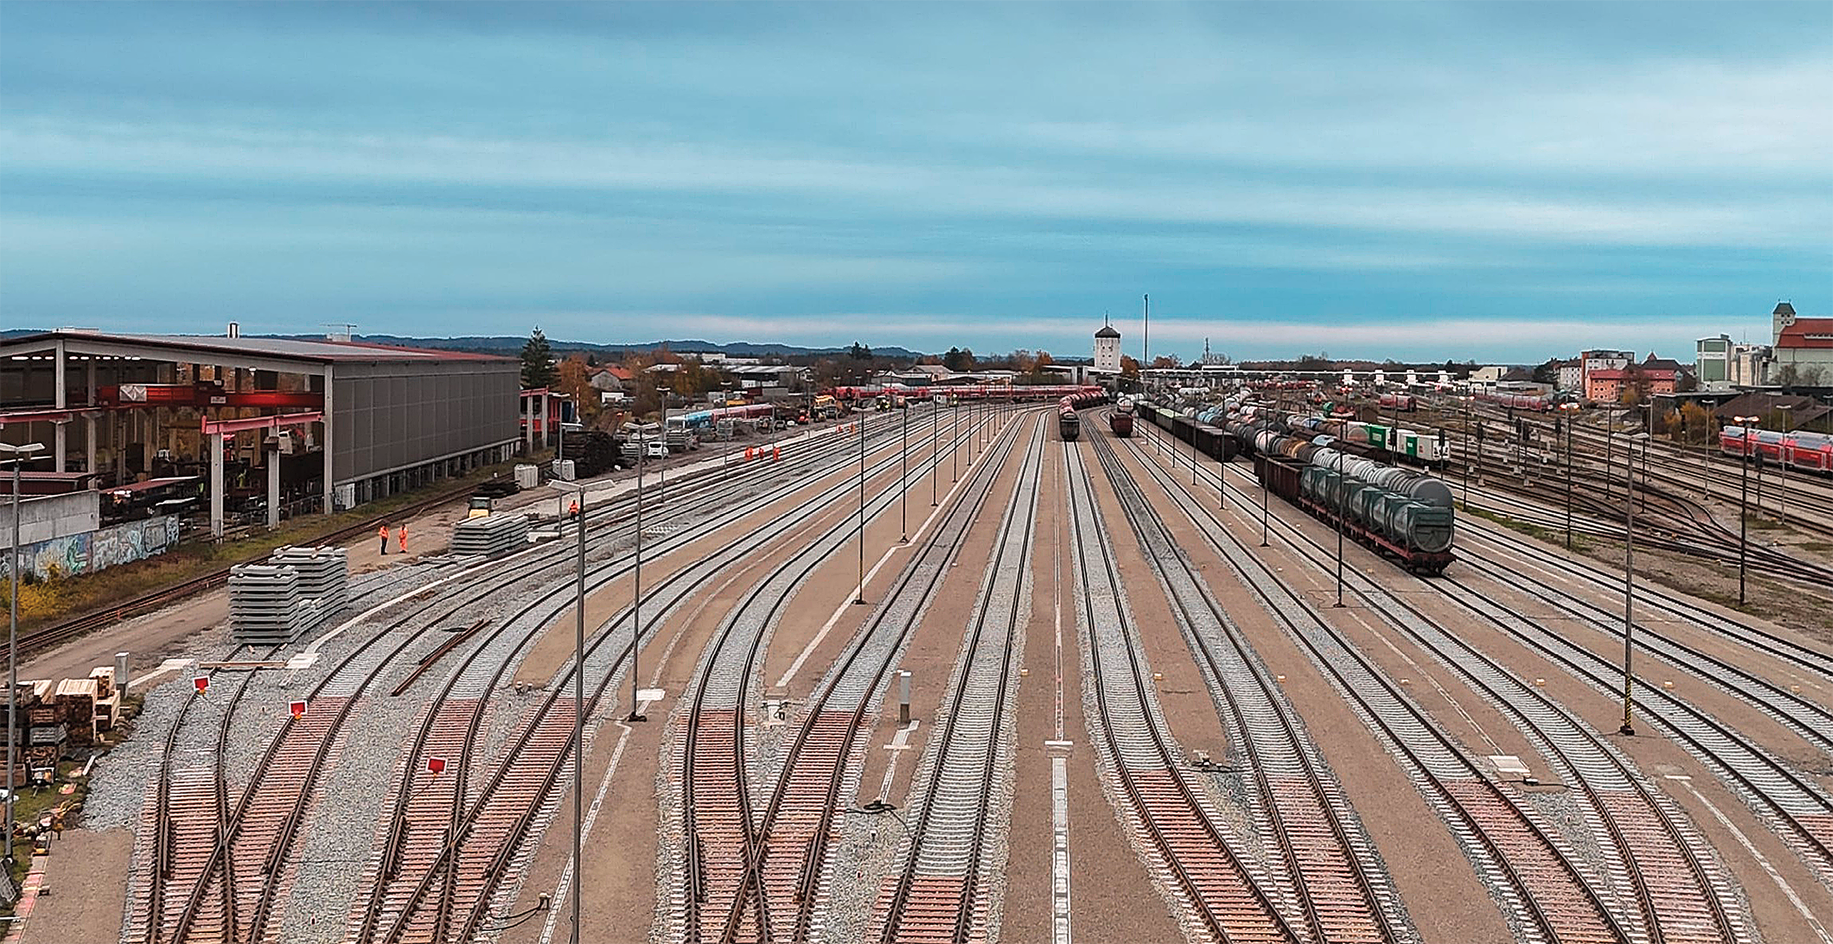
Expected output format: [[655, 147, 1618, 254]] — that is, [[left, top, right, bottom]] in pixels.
[[875, 721, 920, 801], [772, 441, 989, 691], [1675, 778, 1832, 944], [538, 719, 635, 944], [129, 657, 196, 690], [1052, 754, 1073, 944]]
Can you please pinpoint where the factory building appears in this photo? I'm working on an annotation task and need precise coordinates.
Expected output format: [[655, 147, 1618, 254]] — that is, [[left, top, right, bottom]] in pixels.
[[1, 329, 520, 541]]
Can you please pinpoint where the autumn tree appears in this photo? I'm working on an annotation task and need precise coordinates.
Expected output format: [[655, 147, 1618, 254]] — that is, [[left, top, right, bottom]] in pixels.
[[1150, 354, 1182, 369], [942, 347, 976, 372], [555, 354, 598, 421], [1120, 354, 1141, 376], [1663, 402, 1715, 444]]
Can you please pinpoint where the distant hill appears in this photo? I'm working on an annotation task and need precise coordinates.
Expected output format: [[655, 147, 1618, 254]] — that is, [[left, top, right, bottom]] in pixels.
[[269, 334, 925, 359], [0, 328, 921, 359]]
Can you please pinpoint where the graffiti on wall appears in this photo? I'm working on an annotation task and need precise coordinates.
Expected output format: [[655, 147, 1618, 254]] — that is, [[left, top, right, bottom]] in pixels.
[[3, 515, 181, 581]]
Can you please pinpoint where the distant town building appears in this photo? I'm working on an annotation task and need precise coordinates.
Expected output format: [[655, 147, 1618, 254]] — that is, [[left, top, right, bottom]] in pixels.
[[1466, 365, 1506, 388], [1695, 335, 1732, 388], [1093, 322, 1122, 373], [1578, 349, 1635, 400], [1555, 359, 1583, 392], [1587, 363, 1675, 403]]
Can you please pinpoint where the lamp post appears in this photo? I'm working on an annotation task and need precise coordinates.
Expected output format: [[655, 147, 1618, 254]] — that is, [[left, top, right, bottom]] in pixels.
[[546, 477, 589, 941], [3, 441, 46, 857], [1734, 416, 1757, 605], [1621, 431, 1648, 736]]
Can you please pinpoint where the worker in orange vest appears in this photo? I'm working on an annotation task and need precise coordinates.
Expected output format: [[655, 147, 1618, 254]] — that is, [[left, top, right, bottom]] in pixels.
[[397, 523, 409, 554], [378, 524, 390, 555]]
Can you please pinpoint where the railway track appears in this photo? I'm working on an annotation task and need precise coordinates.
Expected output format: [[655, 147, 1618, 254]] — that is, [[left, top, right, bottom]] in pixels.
[[349, 409, 971, 944], [1110, 422, 1631, 944], [1130, 434, 1751, 944], [1088, 433, 1412, 944], [1452, 523, 1833, 756], [676, 409, 1025, 943], [1140, 413, 1833, 902], [865, 413, 1045, 944], [143, 409, 957, 943], [1063, 439, 1301, 944], [671, 408, 1033, 944], [125, 645, 272, 944]]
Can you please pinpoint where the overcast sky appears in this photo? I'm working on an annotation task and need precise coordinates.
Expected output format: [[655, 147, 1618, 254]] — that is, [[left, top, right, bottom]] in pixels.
[[3, 2, 1828, 363]]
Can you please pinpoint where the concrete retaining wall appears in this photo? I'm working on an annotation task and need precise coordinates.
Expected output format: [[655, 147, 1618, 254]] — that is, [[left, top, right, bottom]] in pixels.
[[3, 514, 182, 581]]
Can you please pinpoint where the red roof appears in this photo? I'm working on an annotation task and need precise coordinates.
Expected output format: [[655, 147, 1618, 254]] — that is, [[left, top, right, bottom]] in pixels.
[[1778, 317, 1833, 350]]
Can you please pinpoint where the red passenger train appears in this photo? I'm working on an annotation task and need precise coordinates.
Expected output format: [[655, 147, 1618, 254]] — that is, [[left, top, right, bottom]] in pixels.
[[1720, 426, 1833, 474]]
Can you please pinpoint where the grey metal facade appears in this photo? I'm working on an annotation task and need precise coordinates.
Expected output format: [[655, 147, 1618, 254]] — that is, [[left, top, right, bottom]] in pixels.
[[331, 358, 520, 483]]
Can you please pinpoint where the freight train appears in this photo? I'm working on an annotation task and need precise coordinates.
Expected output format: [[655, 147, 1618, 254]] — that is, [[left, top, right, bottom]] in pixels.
[[1148, 395, 1457, 573], [826, 383, 1103, 405], [1475, 391, 1554, 412], [1720, 426, 1833, 474], [1253, 446, 1456, 574], [1283, 416, 1449, 468], [1058, 398, 1081, 441], [1109, 395, 1136, 437], [1136, 400, 1238, 461]]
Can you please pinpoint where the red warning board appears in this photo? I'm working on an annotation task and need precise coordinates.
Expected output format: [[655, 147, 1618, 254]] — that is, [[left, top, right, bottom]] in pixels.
[[193, 675, 209, 694], [290, 700, 308, 720], [427, 757, 447, 775]]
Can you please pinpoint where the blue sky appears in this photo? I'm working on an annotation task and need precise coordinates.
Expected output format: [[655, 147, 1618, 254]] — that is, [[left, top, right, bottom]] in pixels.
[[2, 2, 1828, 363]]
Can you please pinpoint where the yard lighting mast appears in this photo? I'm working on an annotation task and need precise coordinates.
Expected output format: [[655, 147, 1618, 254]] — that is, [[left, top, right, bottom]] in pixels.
[[1777, 403, 1793, 527], [1734, 416, 1758, 605], [1621, 431, 1648, 736], [3, 441, 45, 858], [856, 406, 867, 605], [900, 400, 908, 543], [1334, 444, 1346, 607]]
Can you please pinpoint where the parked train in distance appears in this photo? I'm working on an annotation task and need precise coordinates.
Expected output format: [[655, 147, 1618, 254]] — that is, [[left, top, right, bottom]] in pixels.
[[1720, 426, 1833, 474], [1109, 395, 1136, 437], [1057, 388, 1109, 441]]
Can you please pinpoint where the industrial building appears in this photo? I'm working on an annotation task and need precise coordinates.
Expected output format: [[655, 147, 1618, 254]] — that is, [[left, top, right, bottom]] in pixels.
[[1, 329, 520, 544]]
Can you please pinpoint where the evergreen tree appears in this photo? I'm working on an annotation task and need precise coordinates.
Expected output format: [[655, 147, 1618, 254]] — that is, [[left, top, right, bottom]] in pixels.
[[521, 328, 556, 388]]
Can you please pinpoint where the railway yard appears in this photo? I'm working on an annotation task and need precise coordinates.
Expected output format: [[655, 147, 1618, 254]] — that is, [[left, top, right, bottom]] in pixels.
[[21, 388, 1833, 944]]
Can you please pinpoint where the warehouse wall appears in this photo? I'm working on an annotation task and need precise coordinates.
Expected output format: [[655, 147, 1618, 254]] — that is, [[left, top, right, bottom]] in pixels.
[[331, 359, 519, 484]]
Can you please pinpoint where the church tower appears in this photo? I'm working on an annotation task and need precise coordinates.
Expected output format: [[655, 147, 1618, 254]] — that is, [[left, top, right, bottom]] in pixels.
[[1094, 320, 1122, 372]]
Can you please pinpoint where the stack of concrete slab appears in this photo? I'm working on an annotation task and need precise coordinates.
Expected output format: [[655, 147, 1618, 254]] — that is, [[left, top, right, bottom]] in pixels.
[[229, 564, 316, 644], [451, 513, 531, 558], [270, 545, 349, 615]]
